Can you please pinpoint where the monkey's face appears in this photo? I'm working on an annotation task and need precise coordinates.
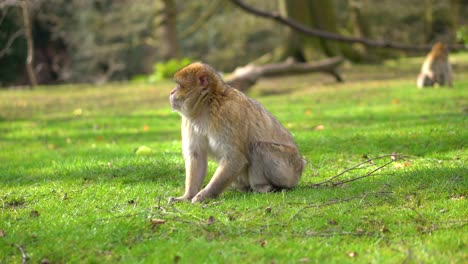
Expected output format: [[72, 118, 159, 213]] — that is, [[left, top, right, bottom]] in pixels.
[[171, 62, 216, 116], [169, 80, 207, 115]]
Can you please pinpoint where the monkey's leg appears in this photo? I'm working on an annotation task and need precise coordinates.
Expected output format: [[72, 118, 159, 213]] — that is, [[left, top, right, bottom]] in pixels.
[[191, 154, 248, 203], [447, 65, 453, 87], [436, 73, 446, 86], [231, 167, 251, 192], [248, 142, 304, 192], [418, 74, 434, 88]]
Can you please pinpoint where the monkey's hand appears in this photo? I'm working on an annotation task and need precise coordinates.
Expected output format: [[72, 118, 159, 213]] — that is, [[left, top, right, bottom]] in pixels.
[[168, 195, 191, 204]]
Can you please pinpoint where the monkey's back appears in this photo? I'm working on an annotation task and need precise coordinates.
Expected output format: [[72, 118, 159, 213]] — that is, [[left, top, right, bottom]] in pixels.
[[225, 87, 296, 147]]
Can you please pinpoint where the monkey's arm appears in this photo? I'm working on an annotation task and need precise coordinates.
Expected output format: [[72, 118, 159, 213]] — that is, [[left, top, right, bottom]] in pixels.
[[191, 154, 247, 203], [172, 120, 208, 202], [179, 149, 207, 200]]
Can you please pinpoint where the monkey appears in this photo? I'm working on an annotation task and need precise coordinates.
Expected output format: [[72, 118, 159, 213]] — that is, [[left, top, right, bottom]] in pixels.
[[417, 42, 453, 88], [169, 62, 305, 203]]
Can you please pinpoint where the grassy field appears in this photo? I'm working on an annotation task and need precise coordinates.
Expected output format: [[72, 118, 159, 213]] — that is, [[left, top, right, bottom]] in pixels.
[[1, 54, 467, 263]]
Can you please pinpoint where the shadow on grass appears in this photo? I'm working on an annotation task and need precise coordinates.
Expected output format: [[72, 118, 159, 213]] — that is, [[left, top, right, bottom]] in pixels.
[[1, 150, 185, 187], [0, 112, 181, 143]]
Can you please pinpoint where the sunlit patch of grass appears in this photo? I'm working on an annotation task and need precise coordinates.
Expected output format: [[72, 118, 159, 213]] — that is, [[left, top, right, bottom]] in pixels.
[[0, 53, 467, 263]]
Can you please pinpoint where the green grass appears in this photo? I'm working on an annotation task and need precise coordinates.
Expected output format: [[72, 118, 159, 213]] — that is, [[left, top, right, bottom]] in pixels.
[[1, 54, 467, 263]]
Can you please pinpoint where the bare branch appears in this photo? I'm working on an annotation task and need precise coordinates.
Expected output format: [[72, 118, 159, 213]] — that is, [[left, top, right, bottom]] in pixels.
[[329, 160, 394, 186], [0, 29, 24, 57], [0, 6, 9, 25], [229, 0, 467, 52], [95, 57, 125, 84], [179, 1, 221, 39], [310, 154, 411, 187], [0, 0, 20, 9]]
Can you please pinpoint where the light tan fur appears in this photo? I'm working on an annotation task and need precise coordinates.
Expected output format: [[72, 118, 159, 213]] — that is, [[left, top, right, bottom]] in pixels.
[[169, 62, 305, 203], [417, 42, 453, 88]]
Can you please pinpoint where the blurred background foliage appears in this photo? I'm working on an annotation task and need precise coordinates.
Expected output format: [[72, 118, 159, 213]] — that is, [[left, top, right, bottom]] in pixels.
[[0, 0, 466, 87]]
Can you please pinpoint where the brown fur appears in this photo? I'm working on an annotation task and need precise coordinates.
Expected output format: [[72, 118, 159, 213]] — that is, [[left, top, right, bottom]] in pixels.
[[169, 62, 305, 203], [417, 42, 453, 88]]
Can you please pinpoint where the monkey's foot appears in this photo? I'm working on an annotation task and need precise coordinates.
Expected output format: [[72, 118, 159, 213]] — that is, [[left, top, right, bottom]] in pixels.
[[168, 195, 191, 204], [190, 194, 206, 203], [191, 190, 215, 203]]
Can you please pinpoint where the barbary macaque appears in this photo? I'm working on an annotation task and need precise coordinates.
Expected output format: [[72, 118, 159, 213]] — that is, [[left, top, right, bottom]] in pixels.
[[169, 62, 305, 203], [417, 42, 453, 88]]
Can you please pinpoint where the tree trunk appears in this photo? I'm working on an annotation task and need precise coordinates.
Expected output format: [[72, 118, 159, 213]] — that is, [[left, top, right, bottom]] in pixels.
[[348, 0, 378, 61], [160, 0, 179, 60], [21, 0, 37, 87], [278, 0, 343, 61], [423, 0, 433, 42]]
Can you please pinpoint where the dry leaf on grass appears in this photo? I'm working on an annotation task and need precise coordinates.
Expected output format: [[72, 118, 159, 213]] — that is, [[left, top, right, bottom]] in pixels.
[[150, 219, 165, 226], [315, 124, 325, 130]]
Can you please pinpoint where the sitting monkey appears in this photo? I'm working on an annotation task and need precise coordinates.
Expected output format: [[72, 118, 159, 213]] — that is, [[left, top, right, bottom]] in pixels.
[[169, 62, 305, 203], [417, 42, 453, 88]]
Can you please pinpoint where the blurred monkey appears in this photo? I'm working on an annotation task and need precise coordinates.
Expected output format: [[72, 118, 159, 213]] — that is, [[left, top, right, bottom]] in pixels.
[[417, 42, 453, 88]]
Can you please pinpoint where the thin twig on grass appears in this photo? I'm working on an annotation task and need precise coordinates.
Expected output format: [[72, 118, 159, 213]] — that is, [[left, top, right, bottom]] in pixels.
[[418, 221, 467, 234], [156, 196, 167, 213], [289, 191, 393, 221], [408, 207, 429, 224], [1, 197, 5, 215], [14, 244, 28, 264], [301, 230, 376, 237], [331, 160, 394, 186], [310, 154, 411, 187]]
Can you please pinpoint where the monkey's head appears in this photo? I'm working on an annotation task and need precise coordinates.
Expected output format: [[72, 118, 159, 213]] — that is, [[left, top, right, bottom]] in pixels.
[[432, 42, 448, 57], [170, 62, 224, 117]]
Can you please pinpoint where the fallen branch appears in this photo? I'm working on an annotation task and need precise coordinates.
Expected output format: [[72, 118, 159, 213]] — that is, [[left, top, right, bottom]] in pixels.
[[226, 57, 344, 91], [229, 0, 466, 52], [310, 154, 411, 187]]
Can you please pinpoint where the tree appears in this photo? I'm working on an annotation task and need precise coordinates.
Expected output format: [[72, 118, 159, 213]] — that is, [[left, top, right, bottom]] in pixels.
[[159, 0, 179, 60], [229, 0, 466, 53], [19, 0, 36, 86], [0, 0, 37, 87]]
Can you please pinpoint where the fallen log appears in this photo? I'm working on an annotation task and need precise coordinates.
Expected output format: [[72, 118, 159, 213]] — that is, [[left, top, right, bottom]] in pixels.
[[226, 56, 344, 91]]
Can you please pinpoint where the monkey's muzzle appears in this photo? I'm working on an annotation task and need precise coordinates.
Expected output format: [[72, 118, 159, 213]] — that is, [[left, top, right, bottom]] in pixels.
[[169, 93, 182, 111]]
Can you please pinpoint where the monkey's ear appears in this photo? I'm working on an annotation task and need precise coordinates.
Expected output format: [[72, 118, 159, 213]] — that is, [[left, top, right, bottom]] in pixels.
[[199, 75, 209, 89]]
